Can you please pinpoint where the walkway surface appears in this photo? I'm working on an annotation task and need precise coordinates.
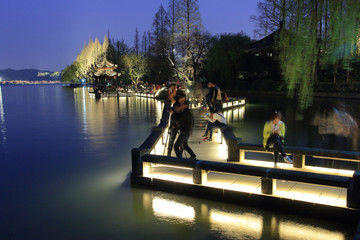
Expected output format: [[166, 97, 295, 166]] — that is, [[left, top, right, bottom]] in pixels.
[[147, 108, 350, 208]]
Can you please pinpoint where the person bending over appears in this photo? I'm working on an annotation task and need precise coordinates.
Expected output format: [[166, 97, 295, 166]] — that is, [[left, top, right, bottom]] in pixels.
[[263, 111, 293, 167], [202, 109, 226, 141]]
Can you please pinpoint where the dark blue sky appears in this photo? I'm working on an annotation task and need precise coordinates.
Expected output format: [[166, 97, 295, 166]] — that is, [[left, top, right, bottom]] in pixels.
[[0, 0, 260, 71]]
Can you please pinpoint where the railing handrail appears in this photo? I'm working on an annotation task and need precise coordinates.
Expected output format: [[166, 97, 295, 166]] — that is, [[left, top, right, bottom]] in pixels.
[[238, 142, 360, 162]]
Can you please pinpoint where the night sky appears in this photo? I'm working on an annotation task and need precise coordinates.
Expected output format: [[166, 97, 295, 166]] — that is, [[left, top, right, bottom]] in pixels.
[[0, 0, 260, 71]]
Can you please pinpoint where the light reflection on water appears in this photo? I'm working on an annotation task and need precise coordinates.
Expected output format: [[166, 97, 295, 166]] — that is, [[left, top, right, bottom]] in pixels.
[[0, 85, 356, 240], [136, 190, 351, 240], [0, 86, 6, 144]]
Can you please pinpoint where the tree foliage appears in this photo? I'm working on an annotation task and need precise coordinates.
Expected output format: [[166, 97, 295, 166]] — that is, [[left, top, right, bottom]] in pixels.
[[254, 0, 360, 109], [61, 36, 109, 83], [148, 4, 173, 84], [173, 0, 205, 81], [123, 54, 147, 85], [62, 62, 80, 83], [107, 37, 131, 83], [202, 33, 252, 89]]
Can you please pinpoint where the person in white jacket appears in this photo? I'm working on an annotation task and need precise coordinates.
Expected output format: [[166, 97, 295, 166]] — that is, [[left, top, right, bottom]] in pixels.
[[202, 109, 226, 141]]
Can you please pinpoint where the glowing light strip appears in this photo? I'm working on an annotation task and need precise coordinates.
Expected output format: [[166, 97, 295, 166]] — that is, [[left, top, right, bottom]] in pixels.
[[206, 181, 261, 194], [145, 168, 347, 207], [275, 189, 346, 207], [241, 159, 354, 176], [150, 164, 193, 171]]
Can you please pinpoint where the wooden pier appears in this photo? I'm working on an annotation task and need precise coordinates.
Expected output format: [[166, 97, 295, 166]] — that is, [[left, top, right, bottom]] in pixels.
[[131, 98, 360, 224]]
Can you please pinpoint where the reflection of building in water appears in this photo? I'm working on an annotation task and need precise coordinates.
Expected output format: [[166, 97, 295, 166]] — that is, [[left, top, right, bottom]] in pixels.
[[0, 86, 6, 144], [224, 106, 245, 123], [73, 89, 163, 147], [133, 190, 349, 240]]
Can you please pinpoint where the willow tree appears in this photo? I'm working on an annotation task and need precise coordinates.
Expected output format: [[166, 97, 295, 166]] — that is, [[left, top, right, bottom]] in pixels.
[[277, 0, 320, 109], [323, 0, 360, 83], [276, 0, 360, 109]]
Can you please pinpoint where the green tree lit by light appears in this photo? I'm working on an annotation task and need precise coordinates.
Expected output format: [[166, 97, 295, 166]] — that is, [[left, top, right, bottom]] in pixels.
[[123, 54, 147, 85], [61, 36, 109, 83], [272, 0, 360, 110]]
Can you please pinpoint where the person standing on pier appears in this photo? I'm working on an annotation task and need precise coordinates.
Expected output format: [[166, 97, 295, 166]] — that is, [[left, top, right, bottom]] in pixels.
[[263, 111, 293, 167], [167, 83, 177, 104], [174, 102, 196, 159], [167, 103, 181, 156], [166, 93, 188, 156], [207, 81, 223, 113]]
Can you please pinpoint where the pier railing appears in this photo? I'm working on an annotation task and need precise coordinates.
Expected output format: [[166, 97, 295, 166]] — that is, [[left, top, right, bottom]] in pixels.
[[235, 143, 360, 170], [131, 152, 360, 210]]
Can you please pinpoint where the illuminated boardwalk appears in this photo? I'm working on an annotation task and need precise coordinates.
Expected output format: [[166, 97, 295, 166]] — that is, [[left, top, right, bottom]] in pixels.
[[166, 108, 228, 162], [132, 100, 360, 219], [148, 108, 350, 208]]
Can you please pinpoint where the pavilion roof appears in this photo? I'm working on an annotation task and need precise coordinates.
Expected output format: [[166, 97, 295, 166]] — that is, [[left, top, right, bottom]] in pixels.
[[91, 58, 120, 78], [95, 58, 117, 69], [93, 69, 120, 77]]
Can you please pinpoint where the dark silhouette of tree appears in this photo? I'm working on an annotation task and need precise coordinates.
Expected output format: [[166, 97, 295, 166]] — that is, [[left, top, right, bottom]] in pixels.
[[134, 27, 139, 55], [251, 0, 294, 39], [148, 4, 173, 84], [203, 33, 252, 89], [141, 31, 148, 55]]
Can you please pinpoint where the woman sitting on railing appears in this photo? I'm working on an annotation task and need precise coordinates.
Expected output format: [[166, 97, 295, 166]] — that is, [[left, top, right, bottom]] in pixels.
[[263, 111, 293, 167]]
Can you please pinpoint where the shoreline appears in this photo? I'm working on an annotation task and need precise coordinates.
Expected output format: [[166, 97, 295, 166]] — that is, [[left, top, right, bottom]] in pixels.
[[0, 80, 62, 85]]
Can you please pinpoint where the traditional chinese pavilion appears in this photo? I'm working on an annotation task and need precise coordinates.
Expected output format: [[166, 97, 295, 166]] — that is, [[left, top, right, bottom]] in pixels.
[[91, 58, 121, 87]]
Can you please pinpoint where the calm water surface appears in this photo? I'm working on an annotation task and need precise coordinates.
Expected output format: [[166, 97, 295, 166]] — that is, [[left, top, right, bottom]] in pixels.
[[0, 85, 357, 239]]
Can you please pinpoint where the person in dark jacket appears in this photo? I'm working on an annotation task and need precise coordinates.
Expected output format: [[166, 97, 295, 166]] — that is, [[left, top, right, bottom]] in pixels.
[[205, 81, 223, 113], [174, 103, 196, 159], [167, 103, 182, 156]]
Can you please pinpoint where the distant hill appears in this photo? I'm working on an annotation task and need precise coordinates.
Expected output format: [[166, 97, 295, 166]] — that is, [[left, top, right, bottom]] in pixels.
[[0, 69, 62, 81]]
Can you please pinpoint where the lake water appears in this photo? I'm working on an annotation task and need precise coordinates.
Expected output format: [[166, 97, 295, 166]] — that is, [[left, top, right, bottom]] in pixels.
[[0, 85, 357, 239]]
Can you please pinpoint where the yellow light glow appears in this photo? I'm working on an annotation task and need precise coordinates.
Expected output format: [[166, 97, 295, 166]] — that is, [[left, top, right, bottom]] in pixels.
[[206, 181, 261, 194], [279, 220, 345, 240], [304, 166, 354, 177], [215, 136, 228, 159], [275, 189, 346, 207], [145, 173, 193, 184], [242, 159, 354, 176], [151, 164, 193, 171], [152, 197, 195, 222], [242, 159, 291, 168], [210, 209, 263, 239]]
